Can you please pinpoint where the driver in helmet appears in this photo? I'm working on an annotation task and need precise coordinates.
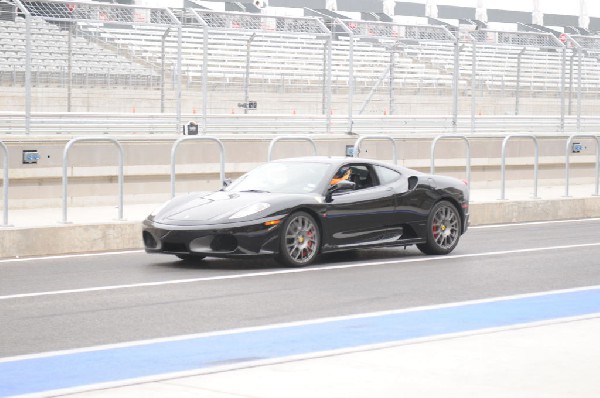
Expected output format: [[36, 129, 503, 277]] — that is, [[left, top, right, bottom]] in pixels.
[[330, 165, 352, 185]]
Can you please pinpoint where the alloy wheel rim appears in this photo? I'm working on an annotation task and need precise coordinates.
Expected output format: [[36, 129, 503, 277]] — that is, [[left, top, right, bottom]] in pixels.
[[285, 215, 318, 263], [432, 205, 459, 249]]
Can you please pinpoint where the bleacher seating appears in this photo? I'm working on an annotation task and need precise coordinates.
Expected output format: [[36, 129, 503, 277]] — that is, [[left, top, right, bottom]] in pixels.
[[1, 13, 599, 97]]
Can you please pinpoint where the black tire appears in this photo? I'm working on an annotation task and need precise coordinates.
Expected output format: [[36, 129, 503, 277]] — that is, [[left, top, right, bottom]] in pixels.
[[417, 200, 461, 255], [276, 211, 320, 267], [176, 254, 206, 261]]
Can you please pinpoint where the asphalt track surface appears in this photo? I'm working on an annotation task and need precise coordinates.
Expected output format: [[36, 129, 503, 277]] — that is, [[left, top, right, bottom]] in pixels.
[[1, 219, 600, 396]]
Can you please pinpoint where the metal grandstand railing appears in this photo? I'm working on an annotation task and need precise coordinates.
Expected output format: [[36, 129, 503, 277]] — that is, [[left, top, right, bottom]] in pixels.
[[1, 0, 600, 135], [334, 19, 457, 132]]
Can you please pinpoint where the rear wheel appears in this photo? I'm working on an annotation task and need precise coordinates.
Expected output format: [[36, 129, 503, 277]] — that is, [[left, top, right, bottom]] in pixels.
[[417, 200, 461, 255], [276, 211, 320, 267]]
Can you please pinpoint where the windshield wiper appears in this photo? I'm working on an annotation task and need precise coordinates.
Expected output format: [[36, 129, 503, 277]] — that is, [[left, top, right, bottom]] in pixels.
[[239, 189, 270, 193]]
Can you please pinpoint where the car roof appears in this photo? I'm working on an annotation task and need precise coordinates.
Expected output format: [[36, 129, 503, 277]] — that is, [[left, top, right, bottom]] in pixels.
[[272, 156, 390, 168]]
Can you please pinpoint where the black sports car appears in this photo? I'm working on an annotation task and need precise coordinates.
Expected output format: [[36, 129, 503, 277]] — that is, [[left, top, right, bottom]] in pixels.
[[143, 156, 469, 267]]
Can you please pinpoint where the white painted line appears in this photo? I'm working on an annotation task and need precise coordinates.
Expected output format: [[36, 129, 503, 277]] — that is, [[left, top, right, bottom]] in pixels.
[[470, 217, 600, 229], [2, 284, 599, 364], [0, 250, 144, 264], [2, 242, 600, 301]]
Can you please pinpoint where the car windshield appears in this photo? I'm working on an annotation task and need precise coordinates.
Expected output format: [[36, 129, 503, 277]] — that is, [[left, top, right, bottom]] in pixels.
[[225, 161, 330, 194]]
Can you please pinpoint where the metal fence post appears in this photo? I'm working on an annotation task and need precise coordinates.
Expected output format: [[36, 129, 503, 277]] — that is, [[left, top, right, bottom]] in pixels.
[[452, 36, 460, 133], [500, 135, 539, 200], [430, 135, 471, 187], [267, 136, 318, 162], [170, 136, 226, 198], [352, 136, 397, 165], [61, 138, 125, 224]]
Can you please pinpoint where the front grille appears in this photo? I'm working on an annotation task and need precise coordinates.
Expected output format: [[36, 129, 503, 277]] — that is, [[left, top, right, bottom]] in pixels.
[[210, 234, 238, 252], [162, 242, 188, 253]]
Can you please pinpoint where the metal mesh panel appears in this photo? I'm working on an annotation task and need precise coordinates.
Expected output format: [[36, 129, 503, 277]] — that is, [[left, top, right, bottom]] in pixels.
[[570, 35, 600, 52], [470, 30, 563, 48], [17, 0, 177, 26], [340, 20, 455, 42], [192, 10, 330, 36]]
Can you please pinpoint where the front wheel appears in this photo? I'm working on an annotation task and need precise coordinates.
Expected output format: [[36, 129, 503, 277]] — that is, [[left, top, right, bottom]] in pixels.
[[417, 200, 461, 255], [276, 211, 320, 267]]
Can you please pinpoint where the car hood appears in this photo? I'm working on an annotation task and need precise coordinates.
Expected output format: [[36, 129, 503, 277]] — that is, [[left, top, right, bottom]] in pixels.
[[152, 190, 320, 225]]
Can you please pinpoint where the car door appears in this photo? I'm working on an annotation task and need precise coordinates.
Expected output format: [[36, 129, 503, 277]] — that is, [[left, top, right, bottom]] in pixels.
[[373, 165, 434, 237], [322, 164, 398, 249]]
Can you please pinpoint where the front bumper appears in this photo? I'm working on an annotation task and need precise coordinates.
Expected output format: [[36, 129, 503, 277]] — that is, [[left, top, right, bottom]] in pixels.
[[142, 217, 282, 258]]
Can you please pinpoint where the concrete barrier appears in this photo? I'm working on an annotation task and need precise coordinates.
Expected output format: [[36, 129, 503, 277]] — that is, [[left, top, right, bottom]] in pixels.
[[3, 197, 600, 259]]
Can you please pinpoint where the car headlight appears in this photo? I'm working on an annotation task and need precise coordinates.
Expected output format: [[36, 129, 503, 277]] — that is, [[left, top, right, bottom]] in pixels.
[[229, 203, 270, 219]]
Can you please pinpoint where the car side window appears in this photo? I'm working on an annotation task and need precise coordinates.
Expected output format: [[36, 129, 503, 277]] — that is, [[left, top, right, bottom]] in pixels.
[[374, 165, 402, 185], [330, 164, 379, 192]]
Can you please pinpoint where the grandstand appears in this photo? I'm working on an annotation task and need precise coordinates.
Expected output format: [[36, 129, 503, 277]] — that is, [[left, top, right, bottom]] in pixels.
[[0, 0, 599, 132]]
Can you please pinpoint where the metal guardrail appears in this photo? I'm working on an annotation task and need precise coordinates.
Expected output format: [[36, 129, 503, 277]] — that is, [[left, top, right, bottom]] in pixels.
[[267, 136, 318, 161], [61, 137, 125, 224], [500, 134, 540, 200], [3, 113, 600, 135], [170, 136, 226, 198], [430, 135, 471, 187], [0, 141, 9, 227], [352, 135, 397, 165], [564, 135, 600, 197]]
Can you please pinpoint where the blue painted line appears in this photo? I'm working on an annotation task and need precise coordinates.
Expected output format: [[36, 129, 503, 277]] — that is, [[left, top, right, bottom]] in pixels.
[[1, 288, 600, 397]]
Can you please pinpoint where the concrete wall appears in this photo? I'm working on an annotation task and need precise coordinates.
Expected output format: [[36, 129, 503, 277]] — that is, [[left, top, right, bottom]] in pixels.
[[2, 135, 599, 209]]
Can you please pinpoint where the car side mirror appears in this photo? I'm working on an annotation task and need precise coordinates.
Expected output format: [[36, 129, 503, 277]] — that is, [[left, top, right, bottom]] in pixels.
[[325, 180, 356, 202], [222, 178, 232, 188]]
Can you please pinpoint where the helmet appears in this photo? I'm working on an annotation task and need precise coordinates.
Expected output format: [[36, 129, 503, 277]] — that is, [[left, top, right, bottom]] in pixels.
[[330, 165, 352, 185]]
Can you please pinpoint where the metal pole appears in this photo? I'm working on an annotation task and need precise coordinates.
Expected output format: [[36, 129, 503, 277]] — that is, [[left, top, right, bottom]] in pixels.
[[452, 38, 460, 133], [348, 32, 355, 133], [68, 22, 73, 113], [322, 42, 327, 116], [560, 46, 566, 133], [189, 9, 209, 133], [471, 40, 476, 133], [515, 48, 525, 115], [202, 24, 209, 133], [176, 26, 182, 133], [24, 13, 31, 134], [577, 48, 582, 133], [244, 33, 256, 115], [389, 50, 395, 116], [325, 36, 332, 134], [160, 27, 171, 114], [568, 50, 575, 115]]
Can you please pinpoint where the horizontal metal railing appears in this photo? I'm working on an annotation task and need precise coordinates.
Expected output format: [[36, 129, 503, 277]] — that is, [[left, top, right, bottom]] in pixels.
[[2, 112, 600, 135]]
